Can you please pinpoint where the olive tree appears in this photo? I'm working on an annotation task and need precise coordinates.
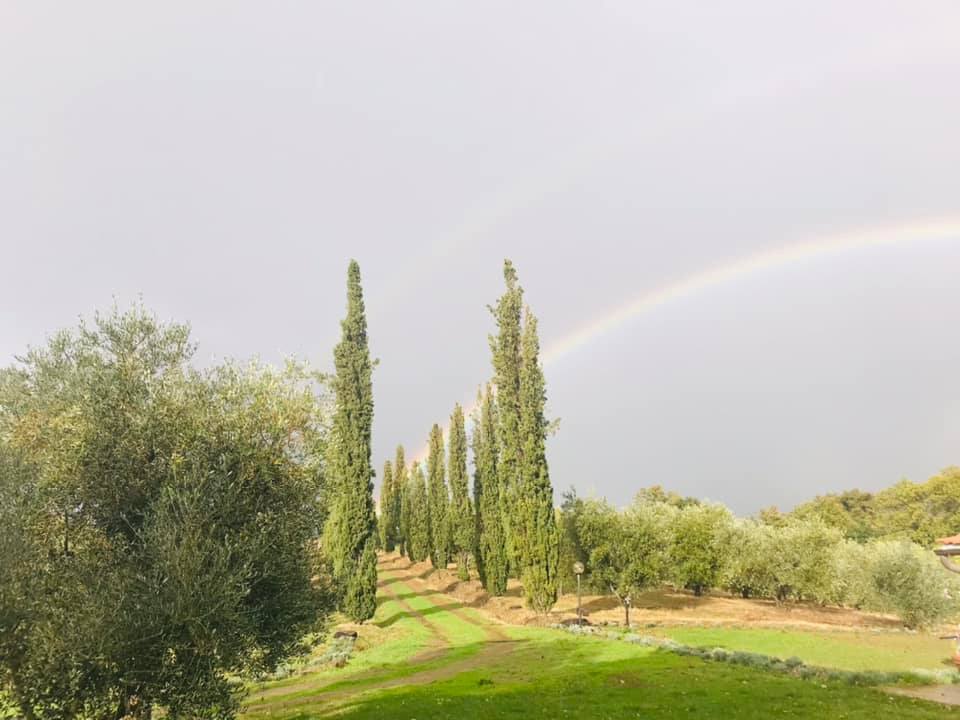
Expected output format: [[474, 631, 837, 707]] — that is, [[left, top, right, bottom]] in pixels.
[[0, 306, 332, 719], [669, 503, 732, 596], [574, 499, 671, 627]]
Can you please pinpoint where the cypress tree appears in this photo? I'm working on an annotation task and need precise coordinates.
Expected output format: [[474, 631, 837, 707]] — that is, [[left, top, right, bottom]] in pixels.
[[427, 424, 450, 569], [517, 308, 559, 613], [324, 260, 378, 622], [489, 259, 523, 573], [343, 536, 379, 622], [474, 383, 508, 595], [393, 445, 408, 556], [407, 462, 430, 563], [448, 403, 474, 580], [379, 460, 395, 551], [399, 462, 412, 559]]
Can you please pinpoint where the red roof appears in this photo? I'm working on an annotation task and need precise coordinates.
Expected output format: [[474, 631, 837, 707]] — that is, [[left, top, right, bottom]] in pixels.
[[936, 534, 960, 545]]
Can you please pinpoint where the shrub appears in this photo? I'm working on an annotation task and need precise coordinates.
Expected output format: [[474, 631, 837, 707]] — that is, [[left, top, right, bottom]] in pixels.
[[867, 541, 960, 628]]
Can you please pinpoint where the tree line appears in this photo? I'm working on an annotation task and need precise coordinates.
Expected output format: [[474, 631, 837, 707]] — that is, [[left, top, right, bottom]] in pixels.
[[558, 488, 960, 630], [378, 260, 561, 613], [781, 468, 960, 545]]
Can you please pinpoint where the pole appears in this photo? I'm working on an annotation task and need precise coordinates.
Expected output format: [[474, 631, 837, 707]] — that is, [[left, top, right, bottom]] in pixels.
[[577, 573, 582, 627]]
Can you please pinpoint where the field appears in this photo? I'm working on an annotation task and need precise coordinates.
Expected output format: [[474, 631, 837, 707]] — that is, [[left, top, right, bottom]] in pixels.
[[241, 556, 960, 719]]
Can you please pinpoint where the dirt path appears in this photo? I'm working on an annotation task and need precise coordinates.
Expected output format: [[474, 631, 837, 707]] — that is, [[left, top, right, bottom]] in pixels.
[[887, 685, 960, 707], [245, 556, 526, 716]]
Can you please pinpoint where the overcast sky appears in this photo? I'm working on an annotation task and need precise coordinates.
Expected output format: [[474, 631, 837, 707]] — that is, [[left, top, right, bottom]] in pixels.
[[4, 2, 960, 513]]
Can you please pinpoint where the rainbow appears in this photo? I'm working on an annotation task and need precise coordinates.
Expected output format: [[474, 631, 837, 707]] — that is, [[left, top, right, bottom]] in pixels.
[[411, 217, 960, 461]]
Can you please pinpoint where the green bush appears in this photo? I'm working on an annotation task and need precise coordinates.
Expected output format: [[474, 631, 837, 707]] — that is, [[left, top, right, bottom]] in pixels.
[[867, 541, 960, 628]]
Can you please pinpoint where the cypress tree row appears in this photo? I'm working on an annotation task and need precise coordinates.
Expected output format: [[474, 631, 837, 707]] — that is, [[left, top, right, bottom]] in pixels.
[[379, 460, 395, 551], [448, 403, 474, 580], [406, 461, 431, 562], [427, 424, 451, 568], [474, 383, 508, 595], [489, 260, 524, 573], [324, 260, 378, 622], [393, 445, 408, 556], [517, 308, 560, 612]]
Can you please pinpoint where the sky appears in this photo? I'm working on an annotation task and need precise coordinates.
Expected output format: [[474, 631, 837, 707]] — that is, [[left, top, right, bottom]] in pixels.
[[3, 2, 960, 514]]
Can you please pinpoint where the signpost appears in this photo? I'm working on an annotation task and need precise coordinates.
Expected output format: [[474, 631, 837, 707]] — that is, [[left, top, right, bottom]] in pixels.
[[573, 561, 585, 627]]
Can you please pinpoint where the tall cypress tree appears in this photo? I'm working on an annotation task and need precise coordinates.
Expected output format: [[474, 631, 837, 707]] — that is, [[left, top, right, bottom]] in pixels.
[[407, 462, 430, 563], [517, 308, 559, 613], [474, 383, 508, 595], [393, 445, 408, 556], [448, 403, 474, 580], [324, 260, 377, 622], [379, 460, 395, 551], [427, 424, 450, 569], [489, 260, 523, 573]]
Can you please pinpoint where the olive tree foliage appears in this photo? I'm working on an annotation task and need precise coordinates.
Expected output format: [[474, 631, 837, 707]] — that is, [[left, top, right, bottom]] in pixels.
[[866, 541, 960, 629], [718, 520, 779, 599], [555, 484, 960, 628], [0, 306, 332, 720], [573, 499, 672, 627], [668, 503, 733, 596]]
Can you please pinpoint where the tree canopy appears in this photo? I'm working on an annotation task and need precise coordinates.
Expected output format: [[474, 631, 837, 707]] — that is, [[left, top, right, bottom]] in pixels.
[[0, 305, 331, 719]]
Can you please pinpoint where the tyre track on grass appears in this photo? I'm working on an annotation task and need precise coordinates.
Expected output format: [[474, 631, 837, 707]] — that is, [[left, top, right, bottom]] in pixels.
[[244, 557, 525, 716]]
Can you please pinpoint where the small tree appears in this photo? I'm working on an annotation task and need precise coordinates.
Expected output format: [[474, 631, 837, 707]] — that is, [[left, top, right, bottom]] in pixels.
[[669, 503, 732, 596], [719, 520, 777, 599], [575, 500, 670, 627], [868, 541, 960, 628], [769, 518, 842, 604]]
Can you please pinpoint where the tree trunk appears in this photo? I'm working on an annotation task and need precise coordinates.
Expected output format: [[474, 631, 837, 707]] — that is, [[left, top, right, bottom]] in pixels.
[[624, 599, 631, 629]]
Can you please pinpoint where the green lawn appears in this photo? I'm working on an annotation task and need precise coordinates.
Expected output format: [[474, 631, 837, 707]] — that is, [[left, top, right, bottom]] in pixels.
[[646, 626, 953, 673], [242, 564, 960, 719]]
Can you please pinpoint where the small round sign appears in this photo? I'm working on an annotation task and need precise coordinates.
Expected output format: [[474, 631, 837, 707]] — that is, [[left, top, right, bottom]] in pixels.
[[573, 561, 584, 575]]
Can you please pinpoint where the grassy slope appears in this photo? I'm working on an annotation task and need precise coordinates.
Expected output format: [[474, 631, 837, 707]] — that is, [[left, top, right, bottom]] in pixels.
[[244, 566, 960, 720]]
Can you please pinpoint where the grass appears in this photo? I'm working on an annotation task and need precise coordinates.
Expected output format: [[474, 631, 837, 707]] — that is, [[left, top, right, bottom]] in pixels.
[[242, 564, 960, 719], [644, 626, 953, 673]]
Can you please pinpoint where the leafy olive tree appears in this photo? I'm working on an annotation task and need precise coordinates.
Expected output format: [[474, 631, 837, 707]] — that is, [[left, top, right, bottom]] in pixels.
[[669, 503, 733, 596], [0, 305, 331, 719], [574, 499, 671, 627]]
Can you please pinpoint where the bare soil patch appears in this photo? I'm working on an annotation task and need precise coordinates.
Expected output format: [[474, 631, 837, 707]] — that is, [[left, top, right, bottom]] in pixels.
[[384, 553, 906, 633]]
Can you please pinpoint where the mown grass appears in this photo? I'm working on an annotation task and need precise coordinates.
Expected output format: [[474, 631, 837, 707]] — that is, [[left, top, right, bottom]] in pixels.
[[645, 626, 953, 673], [243, 568, 960, 719], [258, 629, 959, 719], [244, 573, 491, 715]]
